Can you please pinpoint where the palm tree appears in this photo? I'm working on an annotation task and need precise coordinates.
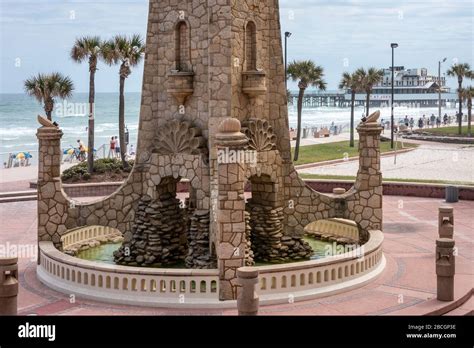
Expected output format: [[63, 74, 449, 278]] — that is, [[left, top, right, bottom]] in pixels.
[[447, 63, 472, 135], [71, 36, 104, 174], [339, 72, 363, 147], [287, 60, 327, 161], [103, 34, 145, 169], [460, 86, 474, 137], [355, 67, 384, 117], [24, 72, 74, 121]]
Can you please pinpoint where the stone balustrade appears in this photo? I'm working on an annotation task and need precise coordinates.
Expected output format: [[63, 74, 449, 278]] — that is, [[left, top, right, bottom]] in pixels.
[[304, 218, 360, 242], [38, 242, 220, 307], [61, 225, 122, 250], [37, 231, 383, 308], [255, 230, 384, 300]]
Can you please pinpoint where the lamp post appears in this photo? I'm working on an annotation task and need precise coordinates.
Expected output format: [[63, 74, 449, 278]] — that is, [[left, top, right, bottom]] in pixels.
[[439, 57, 447, 120], [285, 32, 292, 90], [390, 43, 398, 149]]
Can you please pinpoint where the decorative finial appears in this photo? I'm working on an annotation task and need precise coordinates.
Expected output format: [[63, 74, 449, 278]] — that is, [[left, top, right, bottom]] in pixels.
[[364, 111, 380, 123], [37, 115, 58, 128], [218, 118, 241, 134]]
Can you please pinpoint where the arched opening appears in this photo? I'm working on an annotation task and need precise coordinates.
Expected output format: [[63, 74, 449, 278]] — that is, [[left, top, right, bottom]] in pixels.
[[175, 21, 191, 72], [246, 174, 283, 262], [245, 21, 257, 71]]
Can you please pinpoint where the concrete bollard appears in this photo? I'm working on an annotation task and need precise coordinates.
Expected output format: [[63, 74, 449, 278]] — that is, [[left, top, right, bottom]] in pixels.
[[438, 206, 454, 239], [0, 257, 19, 315], [436, 239, 455, 302], [237, 267, 259, 316]]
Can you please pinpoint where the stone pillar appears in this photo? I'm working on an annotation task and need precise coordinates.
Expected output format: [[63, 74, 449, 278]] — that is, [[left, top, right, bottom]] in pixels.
[[439, 206, 454, 239], [215, 118, 248, 301], [436, 238, 455, 301], [36, 126, 67, 248], [37, 126, 63, 182], [354, 118, 384, 230], [355, 121, 383, 192], [0, 257, 18, 315], [237, 267, 259, 316]]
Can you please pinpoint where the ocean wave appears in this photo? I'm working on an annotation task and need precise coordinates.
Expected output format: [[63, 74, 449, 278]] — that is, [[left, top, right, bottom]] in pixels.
[[56, 114, 87, 118], [0, 127, 37, 137]]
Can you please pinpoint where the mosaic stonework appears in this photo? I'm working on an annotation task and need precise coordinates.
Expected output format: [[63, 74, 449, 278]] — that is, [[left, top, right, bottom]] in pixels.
[[36, 0, 383, 301]]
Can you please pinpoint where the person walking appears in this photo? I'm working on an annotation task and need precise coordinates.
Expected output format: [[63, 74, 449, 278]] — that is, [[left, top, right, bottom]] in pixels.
[[114, 136, 121, 159], [108, 136, 115, 158], [404, 115, 409, 127], [430, 114, 436, 128], [77, 139, 86, 162], [418, 117, 423, 129], [409, 117, 414, 130], [443, 113, 448, 125], [436, 115, 442, 128]]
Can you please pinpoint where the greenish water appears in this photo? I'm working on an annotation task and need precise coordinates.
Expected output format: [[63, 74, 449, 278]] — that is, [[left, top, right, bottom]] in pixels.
[[76, 243, 122, 265], [76, 237, 335, 268]]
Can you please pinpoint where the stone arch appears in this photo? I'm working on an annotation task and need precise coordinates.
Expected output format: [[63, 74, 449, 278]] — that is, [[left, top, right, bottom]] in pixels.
[[175, 20, 191, 72], [244, 20, 257, 71]]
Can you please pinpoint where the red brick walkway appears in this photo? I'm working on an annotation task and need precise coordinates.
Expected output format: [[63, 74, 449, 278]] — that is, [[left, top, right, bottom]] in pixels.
[[0, 196, 472, 315]]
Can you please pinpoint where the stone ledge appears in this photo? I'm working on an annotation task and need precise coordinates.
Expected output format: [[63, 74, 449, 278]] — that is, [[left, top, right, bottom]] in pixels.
[[303, 180, 474, 201]]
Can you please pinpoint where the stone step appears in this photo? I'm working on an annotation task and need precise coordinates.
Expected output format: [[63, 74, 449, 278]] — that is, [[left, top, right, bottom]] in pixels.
[[0, 194, 37, 204], [0, 190, 37, 198]]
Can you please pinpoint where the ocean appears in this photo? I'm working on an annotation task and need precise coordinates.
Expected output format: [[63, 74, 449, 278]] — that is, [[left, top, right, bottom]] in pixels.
[[0, 92, 459, 166]]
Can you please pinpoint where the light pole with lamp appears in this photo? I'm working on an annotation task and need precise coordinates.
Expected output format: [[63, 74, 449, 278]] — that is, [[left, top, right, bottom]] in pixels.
[[391, 43, 398, 149], [285, 32, 292, 90], [438, 57, 447, 120]]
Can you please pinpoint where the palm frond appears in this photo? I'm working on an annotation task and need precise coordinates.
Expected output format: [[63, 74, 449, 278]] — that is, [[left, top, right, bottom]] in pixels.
[[24, 72, 74, 104], [287, 60, 326, 90]]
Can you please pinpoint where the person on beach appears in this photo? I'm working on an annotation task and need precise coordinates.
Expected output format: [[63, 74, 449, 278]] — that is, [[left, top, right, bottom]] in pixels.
[[77, 139, 86, 162], [404, 116, 409, 127], [443, 114, 448, 125], [430, 114, 436, 128], [409, 117, 415, 130], [436, 116, 442, 128], [114, 136, 120, 159], [418, 118, 423, 129], [108, 137, 115, 158], [129, 144, 136, 156]]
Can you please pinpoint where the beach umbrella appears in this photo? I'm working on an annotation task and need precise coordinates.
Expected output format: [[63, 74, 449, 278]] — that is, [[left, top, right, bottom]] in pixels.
[[64, 148, 75, 155], [16, 153, 25, 160]]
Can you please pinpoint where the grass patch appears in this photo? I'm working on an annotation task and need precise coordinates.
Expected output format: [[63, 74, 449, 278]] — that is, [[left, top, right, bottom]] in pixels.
[[61, 158, 134, 183], [414, 126, 473, 137], [292, 141, 418, 166], [298, 173, 474, 186]]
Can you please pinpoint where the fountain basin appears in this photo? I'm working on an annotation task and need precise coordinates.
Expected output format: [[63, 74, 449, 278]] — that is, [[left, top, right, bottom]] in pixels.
[[37, 225, 384, 308]]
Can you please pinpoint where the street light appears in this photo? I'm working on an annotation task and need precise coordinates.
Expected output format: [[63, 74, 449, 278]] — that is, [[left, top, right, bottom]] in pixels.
[[285, 32, 292, 90], [438, 57, 447, 120], [390, 43, 398, 150]]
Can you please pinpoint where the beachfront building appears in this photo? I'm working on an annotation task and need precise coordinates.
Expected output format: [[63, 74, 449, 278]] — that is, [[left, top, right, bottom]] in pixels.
[[354, 66, 457, 107], [292, 66, 457, 108]]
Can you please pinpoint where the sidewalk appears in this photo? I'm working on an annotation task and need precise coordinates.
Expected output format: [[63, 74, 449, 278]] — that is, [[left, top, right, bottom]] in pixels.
[[0, 164, 75, 192], [1, 196, 471, 315], [299, 143, 474, 183]]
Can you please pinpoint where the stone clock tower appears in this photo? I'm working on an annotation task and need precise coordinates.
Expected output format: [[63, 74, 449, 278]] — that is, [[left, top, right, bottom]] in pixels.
[[36, 0, 383, 301]]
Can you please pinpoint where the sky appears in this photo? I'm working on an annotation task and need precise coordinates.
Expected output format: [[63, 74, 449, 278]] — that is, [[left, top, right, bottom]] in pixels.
[[0, 0, 472, 94]]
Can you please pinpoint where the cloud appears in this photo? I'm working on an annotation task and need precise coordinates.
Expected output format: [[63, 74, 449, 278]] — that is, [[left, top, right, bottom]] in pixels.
[[0, 0, 472, 93]]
